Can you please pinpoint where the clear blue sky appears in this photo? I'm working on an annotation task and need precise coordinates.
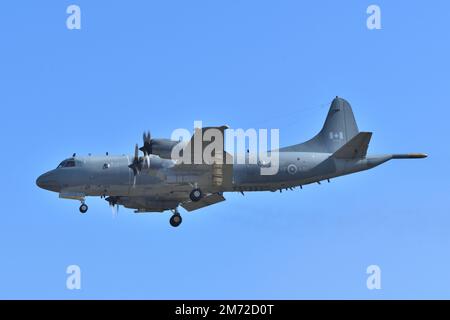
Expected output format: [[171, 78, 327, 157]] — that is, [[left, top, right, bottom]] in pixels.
[[0, 0, 449, 299]]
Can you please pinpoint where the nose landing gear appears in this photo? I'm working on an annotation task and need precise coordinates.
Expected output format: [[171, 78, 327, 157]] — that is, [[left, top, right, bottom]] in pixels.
[[79, 203, 88, 214], [169, 209, 182, 227]]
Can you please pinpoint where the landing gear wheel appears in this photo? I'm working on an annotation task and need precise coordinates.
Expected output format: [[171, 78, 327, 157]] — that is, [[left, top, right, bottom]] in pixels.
[[170, 214, 182, 227], [189, 188, 203, 202], [79, 203, 88, 214]]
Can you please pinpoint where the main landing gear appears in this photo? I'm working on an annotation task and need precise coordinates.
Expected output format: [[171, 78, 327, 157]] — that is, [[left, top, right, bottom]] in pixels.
[[189, 188, 203, 202], [79, 202, 88, 214], [169, 209, 182, 227]]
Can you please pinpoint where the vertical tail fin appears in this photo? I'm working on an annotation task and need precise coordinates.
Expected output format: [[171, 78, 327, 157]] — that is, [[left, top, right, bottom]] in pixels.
[[279, 96, 360, 153]]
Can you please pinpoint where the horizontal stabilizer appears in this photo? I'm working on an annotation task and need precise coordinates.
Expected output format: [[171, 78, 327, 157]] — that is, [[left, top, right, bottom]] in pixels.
[[181, 193, 225, 212], [332, 132, 372, 159]]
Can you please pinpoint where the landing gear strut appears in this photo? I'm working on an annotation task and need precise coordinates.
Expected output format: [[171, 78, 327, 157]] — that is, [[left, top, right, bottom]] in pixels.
[[189, 188, 203, 202], [79, 203, 88, 214], [169, 209, 182, 227]]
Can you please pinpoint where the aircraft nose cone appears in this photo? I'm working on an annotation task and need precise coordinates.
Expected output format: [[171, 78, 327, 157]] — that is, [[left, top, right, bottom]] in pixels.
[[36, 175, 42, 188], [36, 172, 60, 192], [36, 173, 48, 189]]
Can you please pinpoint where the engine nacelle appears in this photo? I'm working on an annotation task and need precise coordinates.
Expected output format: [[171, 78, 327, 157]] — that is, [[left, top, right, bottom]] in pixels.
[[140, 154, 175, 170], [148, 139, 180, 159]]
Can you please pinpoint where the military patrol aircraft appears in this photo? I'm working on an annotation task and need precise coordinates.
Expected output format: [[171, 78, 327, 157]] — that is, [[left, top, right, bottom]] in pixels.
[[36, 97, 426, 227]]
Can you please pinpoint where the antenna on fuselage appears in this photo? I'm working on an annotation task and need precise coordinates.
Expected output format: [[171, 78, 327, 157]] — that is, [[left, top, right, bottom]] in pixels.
[[106, 152, 109, 156], [72, 153, 76, 157]]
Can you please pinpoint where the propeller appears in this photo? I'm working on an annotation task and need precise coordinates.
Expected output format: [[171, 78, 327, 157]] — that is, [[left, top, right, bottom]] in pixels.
[[106, 197, 119, 218], [128, 132, 153, 186], [111, 202, 119, 218], [139, 131, 153, 155], [128, 143, 142, 176]]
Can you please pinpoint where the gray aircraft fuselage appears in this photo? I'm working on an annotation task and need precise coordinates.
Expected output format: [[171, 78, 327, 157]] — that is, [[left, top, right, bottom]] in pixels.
[[36, 152, 386, 192]]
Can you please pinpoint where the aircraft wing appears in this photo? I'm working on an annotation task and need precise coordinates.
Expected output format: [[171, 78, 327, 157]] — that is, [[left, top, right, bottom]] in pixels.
[[173, 125, 234, 190], [181, 125, 231, 165], [181, 193, 226, 212]]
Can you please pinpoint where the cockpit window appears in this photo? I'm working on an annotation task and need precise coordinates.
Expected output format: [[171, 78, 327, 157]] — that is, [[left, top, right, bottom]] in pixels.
[[57, 159, 76, 168]]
